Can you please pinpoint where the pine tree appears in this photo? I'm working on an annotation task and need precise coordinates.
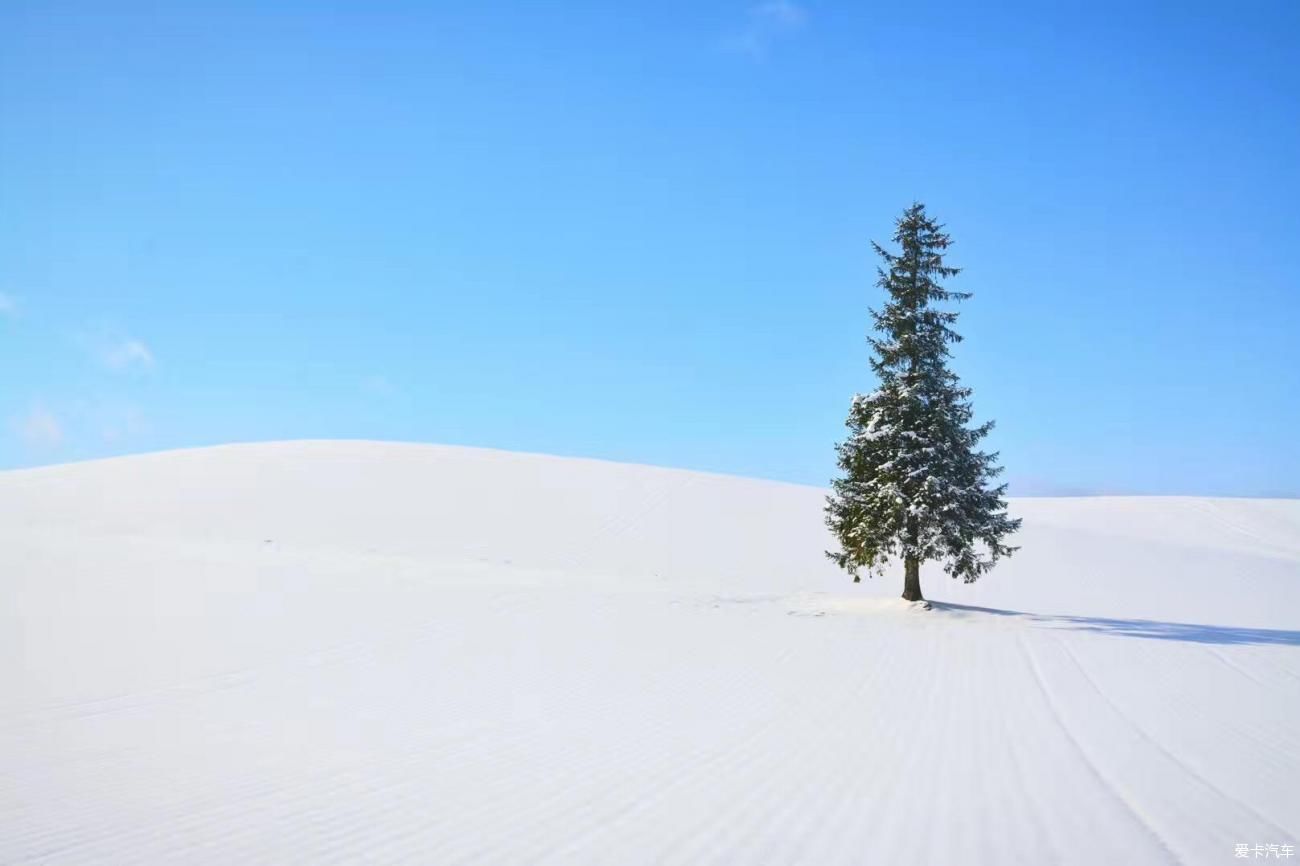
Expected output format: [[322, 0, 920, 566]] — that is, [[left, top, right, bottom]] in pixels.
[[826, 203, 1020, 602]]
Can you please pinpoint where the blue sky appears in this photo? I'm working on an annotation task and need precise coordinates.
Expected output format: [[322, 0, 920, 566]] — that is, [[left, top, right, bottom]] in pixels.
[[2, 1, 1297, 495]]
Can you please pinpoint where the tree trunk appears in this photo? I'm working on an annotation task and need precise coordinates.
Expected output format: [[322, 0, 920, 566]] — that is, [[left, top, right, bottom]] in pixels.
[[901, 556, 923, 601]]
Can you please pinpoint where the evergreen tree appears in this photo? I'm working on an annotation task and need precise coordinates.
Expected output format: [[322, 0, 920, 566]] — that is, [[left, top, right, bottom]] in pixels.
[[826, 203, 1020, 602]]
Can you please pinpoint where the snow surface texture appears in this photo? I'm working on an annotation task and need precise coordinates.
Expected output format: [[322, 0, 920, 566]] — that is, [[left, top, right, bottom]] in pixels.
[[2, 440, 1297, 865]]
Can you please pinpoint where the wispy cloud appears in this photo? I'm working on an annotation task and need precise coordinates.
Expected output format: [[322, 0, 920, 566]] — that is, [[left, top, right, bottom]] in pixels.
[[102, 338, 155, 371], [0, 292, 17, 317], [77, 325, 156, 372], [15, 405, 65, 449], [724, 1, 808, 59], [99, 402, 150, 444], [13, 399, 153, 453]]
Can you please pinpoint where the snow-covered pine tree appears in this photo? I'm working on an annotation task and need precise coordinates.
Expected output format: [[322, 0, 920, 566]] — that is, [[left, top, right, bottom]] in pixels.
[[826, 203, 1021, 603]]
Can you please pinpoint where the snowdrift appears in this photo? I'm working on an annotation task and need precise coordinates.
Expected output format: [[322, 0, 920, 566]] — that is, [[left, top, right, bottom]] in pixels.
[[2, 441, 1297, 864]]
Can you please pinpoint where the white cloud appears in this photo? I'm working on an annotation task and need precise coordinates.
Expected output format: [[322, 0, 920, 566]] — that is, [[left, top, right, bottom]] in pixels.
[[0, 292, 17, 317], [724, 1, 808, 58], [16, 406, 64, 449], [11, 399, 151, 452], [102, 338, 155, 371], [77, 325, 156, 372], [99, 402, 150, 444]]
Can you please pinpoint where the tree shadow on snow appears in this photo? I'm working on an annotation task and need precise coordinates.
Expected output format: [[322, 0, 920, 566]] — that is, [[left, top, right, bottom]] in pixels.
[[930, 602, 1300, 647]]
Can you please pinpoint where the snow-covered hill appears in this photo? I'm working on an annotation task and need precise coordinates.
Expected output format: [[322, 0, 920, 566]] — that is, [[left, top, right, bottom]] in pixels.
[[2, 441, 1297, 864]]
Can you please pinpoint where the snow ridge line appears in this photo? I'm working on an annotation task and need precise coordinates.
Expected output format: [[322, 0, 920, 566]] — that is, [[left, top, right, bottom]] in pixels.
[[1016, 633, 1182, 865], [1054, 636, 1294, 842]]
